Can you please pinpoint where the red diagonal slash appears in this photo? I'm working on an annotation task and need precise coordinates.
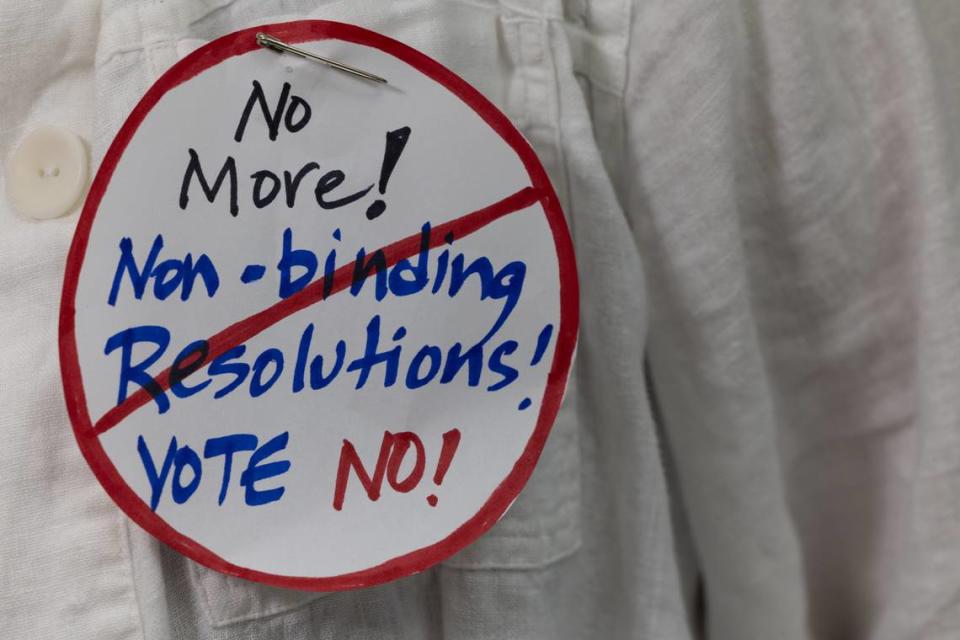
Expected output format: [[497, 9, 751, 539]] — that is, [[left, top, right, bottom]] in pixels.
[[92, 185, 542, 436]]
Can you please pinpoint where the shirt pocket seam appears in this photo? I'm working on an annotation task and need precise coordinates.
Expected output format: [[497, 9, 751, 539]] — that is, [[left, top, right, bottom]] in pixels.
[[191, 562, 333, 628], [440, 536, 582, 571]]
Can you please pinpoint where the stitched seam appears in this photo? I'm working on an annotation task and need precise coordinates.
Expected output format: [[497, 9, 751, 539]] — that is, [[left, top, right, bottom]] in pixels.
[[542, 19, 576, 238], [517, 19, 532, 128], [442, 538, 582, 571], [209, 595, 328, 628], [191, 561, 330, 628]]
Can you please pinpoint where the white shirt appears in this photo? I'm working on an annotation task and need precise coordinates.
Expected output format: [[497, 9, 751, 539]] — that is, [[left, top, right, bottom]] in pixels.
[[3, 0, 959, 638]]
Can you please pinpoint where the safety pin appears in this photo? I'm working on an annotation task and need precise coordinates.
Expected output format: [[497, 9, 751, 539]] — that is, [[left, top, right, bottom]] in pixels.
[[256, 33, 388, 84]]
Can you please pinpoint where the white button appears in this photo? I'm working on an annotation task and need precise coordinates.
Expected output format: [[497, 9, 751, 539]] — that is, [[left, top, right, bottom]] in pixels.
[[5, 126, 88, 220]]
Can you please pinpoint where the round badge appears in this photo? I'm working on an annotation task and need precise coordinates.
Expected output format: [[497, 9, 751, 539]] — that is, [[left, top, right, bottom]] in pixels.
[[60, 20, 578, 589]]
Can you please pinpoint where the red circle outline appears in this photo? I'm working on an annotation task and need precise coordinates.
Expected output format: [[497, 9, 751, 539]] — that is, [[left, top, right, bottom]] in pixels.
[[59, 20, 579, 591]]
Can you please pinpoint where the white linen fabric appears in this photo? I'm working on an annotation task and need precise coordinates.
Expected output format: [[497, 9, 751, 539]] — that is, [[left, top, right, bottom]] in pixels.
[[2, 0, 959, 638]]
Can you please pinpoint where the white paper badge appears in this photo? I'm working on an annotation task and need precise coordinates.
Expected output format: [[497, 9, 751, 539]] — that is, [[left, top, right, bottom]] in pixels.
[[60, 21, 578, 590]]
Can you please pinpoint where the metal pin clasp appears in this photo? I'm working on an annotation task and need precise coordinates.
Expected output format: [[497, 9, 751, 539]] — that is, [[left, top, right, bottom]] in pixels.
[[255, 33, 388, 84]]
